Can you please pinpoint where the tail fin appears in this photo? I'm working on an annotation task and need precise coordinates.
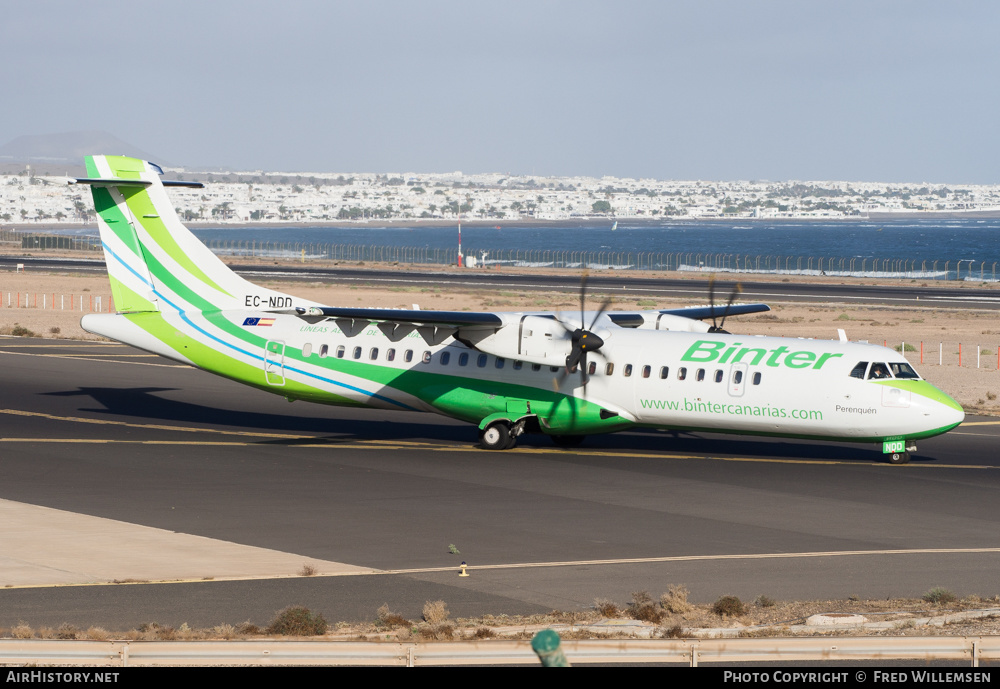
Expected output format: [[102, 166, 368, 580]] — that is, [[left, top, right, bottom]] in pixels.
[[73, 155, 311, 314]]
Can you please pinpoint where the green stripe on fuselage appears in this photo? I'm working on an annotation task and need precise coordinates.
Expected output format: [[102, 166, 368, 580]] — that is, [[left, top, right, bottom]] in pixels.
[[874, 379, 963, 411]]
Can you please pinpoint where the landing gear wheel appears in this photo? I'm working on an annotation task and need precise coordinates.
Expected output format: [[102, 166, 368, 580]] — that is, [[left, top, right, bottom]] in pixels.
[[551, 434, 586, 447], [479, 423, 511, 450], [888, 451, 910, 465]]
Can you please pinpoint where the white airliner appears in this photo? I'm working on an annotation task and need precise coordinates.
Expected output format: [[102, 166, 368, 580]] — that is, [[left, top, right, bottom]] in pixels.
[[70, 155, 964, 463]]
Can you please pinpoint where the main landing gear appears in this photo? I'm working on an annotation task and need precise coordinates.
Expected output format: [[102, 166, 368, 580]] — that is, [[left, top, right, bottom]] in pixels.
[[479, 423, 512, 450], [478, 420, 588, 451], [479, 421, 523, 450]]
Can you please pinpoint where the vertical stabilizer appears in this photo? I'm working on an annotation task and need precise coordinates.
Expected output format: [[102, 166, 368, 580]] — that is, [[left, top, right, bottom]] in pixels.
[[72, 155, 315, 315]]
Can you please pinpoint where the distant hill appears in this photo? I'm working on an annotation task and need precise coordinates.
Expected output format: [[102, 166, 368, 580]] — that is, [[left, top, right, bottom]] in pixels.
[[0, 131, 168, 174]]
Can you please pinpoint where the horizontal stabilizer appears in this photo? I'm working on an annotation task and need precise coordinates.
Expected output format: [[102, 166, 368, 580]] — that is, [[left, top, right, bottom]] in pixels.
[[69, 177, 203, 189]]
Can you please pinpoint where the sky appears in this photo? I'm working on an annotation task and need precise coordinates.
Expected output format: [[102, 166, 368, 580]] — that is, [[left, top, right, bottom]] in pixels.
[[2, 1, 998, 183]]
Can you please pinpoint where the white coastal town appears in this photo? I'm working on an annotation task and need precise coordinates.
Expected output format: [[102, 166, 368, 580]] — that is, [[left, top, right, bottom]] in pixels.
[[3, 165, 1000, 226]]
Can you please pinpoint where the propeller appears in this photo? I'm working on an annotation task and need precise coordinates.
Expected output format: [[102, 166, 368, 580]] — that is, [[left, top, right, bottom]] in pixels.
[[707, 275, 743, 334], [553, 273, 612, 395]]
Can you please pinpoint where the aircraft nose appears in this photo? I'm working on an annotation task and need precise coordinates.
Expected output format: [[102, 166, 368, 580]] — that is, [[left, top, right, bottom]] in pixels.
[[945, 398, 965, 427], [930, 387, 964, 429]]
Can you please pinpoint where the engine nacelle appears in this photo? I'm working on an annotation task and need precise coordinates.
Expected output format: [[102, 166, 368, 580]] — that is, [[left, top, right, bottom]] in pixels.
[[459, 315, 573, 367], [635, 312, 713, 333]]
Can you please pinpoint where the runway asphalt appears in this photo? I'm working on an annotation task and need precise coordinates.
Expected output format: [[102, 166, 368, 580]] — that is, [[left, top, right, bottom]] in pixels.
[[1, 338, 999, 630]]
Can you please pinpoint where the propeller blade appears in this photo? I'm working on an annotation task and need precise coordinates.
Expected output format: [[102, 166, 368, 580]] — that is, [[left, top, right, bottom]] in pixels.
[[718, 283, 743, 332], [588, 295, 613, 331], [708, 275, 718, 330]]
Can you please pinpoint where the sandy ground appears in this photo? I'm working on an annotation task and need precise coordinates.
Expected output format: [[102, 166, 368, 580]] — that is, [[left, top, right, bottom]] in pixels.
[[2, 262, 1000, 414]]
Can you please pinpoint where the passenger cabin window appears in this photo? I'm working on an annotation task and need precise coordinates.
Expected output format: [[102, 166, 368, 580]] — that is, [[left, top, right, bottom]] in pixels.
[[302, 343, 313, 357], [623, 364, 632, 378], [752, 372, 762, 385], [422, 351, 432, 364], [696, 368, 706, 382], [605, 363, 615, 376], [513, 360, 522, 370], [714, 369, 723, 383], [890, 362, 920, 379], [459, 353, 469, 366], [386, 348, 396, 362], [868, 362, 891, 380], [642, 365, 651, 379], [369, 347, 378, 360], [440, 352, 451, 365], [352, 346, 362, 359], [733, 370, 743, 384], [477, 354, 488, 368], [849, 361, 868, 379], [496, 357, 505, 369], [320, 344, 329, 359], [335, 345, 345, 359], [588, 361, 597, 375], [531, 364, 541, 372], [659, 366, 669, 379], [677, 367, 687, 381], [404, 349, 413, 363]]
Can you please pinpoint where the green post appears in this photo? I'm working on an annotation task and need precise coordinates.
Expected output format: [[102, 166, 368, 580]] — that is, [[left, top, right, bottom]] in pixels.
[[531, 629, 570, 667]]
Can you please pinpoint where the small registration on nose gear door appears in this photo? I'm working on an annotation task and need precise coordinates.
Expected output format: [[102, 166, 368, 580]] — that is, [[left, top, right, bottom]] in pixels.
[[264, 340, 286, 386]]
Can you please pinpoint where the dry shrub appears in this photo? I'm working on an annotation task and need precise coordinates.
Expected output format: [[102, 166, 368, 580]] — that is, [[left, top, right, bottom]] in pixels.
[[627, 591, 665, 624], [85, 627, 111, 641], [661, 625, 686, 638], [376, 604, 410, 629], [10, 324, 37, 337], [422, 600, 449, 625], [923, 587, 957, 605], [237, 621, 263, 635], [213, 624, 237, 639], [754, 594, 777, 608], [593, 599, 620, 618], [11, 622, 33, 639], [55, 624, 79, 640], [712, 595, 746, 617], [267, 605, 328, 636], [661, 585, 693, 614], [472, 627, 496, 639]]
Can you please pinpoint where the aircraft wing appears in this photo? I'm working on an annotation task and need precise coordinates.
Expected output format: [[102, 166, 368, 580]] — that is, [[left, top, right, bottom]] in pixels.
[[659, 303, 770, 320], [298, 306, 503, 328]]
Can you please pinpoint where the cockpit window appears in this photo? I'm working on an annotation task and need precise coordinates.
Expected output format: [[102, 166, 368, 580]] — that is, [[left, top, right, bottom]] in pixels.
[[849, 361, 868, 379], [890, 362, 920, 380], [868, 362, 891, 380]]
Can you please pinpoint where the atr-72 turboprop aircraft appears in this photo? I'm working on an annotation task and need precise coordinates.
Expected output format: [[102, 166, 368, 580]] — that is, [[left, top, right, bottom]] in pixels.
[[70, 155, 963, 463]]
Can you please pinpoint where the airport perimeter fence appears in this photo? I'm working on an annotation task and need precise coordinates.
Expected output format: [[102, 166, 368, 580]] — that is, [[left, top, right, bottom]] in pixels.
[[2, 291, 111, 313], [201, 239, 999, 282], [4, 230, 999, 281]]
